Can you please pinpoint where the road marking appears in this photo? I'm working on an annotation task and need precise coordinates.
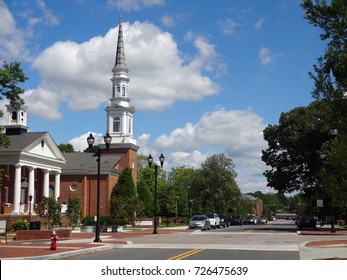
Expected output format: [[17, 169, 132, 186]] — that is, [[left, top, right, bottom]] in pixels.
[[167, 248, 205, 260]]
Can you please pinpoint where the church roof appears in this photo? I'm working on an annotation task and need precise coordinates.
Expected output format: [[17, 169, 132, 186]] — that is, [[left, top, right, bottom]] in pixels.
[[0, 132, 47, 151], [62, 152, 121, 175]]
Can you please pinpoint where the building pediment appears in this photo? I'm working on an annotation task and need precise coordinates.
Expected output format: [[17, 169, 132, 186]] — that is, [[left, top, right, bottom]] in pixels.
[[0, 132, 66, 169]]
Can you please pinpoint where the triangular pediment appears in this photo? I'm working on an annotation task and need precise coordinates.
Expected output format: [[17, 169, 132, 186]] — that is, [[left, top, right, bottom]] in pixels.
[[24, 133, 65, 162]]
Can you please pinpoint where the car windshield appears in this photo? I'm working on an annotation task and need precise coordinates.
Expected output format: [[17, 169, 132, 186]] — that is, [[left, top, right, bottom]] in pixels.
[[205, 214, 214, 218], [191, 216, 205, 221]]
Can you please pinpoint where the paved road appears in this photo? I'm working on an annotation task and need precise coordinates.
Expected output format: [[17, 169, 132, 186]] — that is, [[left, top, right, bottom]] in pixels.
[[62, 222, 305, 260]]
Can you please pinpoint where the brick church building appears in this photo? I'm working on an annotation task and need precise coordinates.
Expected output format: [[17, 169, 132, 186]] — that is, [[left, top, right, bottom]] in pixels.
[[0, 17, 139, 219]]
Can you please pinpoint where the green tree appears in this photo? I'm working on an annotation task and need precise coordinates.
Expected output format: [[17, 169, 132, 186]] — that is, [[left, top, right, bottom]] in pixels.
[[301, 0, 347, 102], [262, 100, 335, 193], [0, 61, 27, 148], [301, 0, 347, 221], [36, 197, 61, 229], [110, 167, 143, 230], [190, 153, 240, 214], [58, 143, 75, 153], [166, 166, 195, 219], [137, 169, 154, 217], [66, 196, 82, 229]]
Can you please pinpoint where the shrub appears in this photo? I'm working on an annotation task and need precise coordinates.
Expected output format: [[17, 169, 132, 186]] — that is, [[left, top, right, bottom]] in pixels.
[[12, 220, 29, 231]]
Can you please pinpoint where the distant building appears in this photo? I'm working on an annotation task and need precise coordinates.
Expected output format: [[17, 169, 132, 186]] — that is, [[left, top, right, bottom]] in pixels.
[[242, 194, 263, 217], [0, 16, 138, 218]]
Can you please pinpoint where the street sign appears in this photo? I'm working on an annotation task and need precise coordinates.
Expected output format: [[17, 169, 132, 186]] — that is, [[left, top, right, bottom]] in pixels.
[[317, 199, 323, 207]]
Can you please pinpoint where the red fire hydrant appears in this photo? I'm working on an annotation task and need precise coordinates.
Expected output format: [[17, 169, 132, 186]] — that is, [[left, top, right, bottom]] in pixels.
[[50, 230, 58, 250]]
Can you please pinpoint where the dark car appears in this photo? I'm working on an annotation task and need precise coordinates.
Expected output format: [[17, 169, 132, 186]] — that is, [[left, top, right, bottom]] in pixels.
[[258, 216, 268, 224], [230, 214, 244, 225], [218, 213, 230, 228], [245, 215, 257, 225], [296, 215, 317, 229]]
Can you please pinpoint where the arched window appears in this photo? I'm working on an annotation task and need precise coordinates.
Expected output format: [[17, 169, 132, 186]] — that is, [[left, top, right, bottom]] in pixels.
[[113, 117, 121, 132]]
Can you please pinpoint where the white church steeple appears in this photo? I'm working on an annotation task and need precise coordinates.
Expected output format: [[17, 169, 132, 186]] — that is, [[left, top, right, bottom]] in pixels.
[[106, 16, 136, 145]]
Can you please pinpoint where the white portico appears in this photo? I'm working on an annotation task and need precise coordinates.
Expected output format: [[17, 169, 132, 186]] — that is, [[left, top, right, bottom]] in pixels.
[[0, 105, 65, 215]]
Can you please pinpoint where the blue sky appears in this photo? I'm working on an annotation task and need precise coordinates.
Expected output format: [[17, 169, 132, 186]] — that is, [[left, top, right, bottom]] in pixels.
[[0, 0, 325, 194]]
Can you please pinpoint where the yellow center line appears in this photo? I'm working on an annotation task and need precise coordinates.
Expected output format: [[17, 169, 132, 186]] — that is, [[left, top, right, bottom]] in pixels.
[[167, 248, 205, 260]]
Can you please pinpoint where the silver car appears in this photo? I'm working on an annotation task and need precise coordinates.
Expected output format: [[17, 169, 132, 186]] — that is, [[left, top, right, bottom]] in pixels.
[[188, 215, 211, 230]]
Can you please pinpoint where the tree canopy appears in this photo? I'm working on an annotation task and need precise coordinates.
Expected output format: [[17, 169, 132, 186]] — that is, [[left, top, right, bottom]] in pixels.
[[0, 61, 27, 148]]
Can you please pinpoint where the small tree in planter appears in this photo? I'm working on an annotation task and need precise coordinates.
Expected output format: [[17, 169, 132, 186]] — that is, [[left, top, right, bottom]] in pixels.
[[36, 197, 61, 230], [66, 196, 82, 229]]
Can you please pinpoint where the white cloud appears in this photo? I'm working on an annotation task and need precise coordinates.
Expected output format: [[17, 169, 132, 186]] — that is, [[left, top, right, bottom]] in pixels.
[[259, 46, 284, 66], [153, 107, 268, 193], [69, 131, 103, 152], [254, 17, 265, 30], [107, 0, 165, 11], [161, 14, 174, 27], [26, 21, 220, 119], [36, 0, 59, 26], [259, 47, 272, 65], [0, 1, 29, 60], [219, 18, 237, 36]]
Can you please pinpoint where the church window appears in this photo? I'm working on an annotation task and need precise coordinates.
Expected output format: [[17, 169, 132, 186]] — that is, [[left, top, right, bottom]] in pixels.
[[69, 184, 78, 192], [113, 117, 121, 132], [12, 111, 17, 120], [122, 85, 126, 96], [112, 85, 116, 97], [116, 84, 121, 96], [49, 185, 55, 198]]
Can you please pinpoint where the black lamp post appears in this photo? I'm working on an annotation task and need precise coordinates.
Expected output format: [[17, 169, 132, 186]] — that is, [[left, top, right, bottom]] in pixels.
[[87, 132, 112, 242], [147, 153, 165, 234], [28, 194, 33, 216]]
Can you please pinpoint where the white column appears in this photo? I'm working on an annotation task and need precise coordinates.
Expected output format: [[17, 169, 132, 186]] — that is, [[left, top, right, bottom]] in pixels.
[[12, 164, 21, 215], [27, 167, 35, 215], [122, 112, 126, 135], [54, 171, 61, 201], [43, 169, 50, 198]]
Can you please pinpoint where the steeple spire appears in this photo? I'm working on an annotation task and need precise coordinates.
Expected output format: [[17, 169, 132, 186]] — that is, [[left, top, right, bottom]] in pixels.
[[106, 15, 136, 146], [113, 15, 128, 73]]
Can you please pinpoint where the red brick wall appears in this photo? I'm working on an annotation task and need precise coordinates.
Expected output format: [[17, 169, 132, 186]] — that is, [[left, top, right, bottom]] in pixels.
[[15, 229, 71, 240]]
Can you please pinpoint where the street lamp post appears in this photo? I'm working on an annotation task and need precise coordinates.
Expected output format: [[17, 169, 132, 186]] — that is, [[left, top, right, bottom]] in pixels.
[[147, 153, 165, 234], [28, 194, 33, 216], [87, 132, 112, 242]]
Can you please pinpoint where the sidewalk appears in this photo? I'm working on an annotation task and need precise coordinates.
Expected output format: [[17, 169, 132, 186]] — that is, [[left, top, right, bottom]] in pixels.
[[1, 226, 346, 260]]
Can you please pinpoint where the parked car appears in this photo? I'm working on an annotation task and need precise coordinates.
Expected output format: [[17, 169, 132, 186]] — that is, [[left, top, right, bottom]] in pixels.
[[188, 215, 211, 230], [295, 215, 317, 229], [218, 213, 230, 228], [269, 216, 277, 221], [258, 216, 268, 224], [205, 213, 220, 229], [230, 214, 244, 225], [245, 215, 257, 225]]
